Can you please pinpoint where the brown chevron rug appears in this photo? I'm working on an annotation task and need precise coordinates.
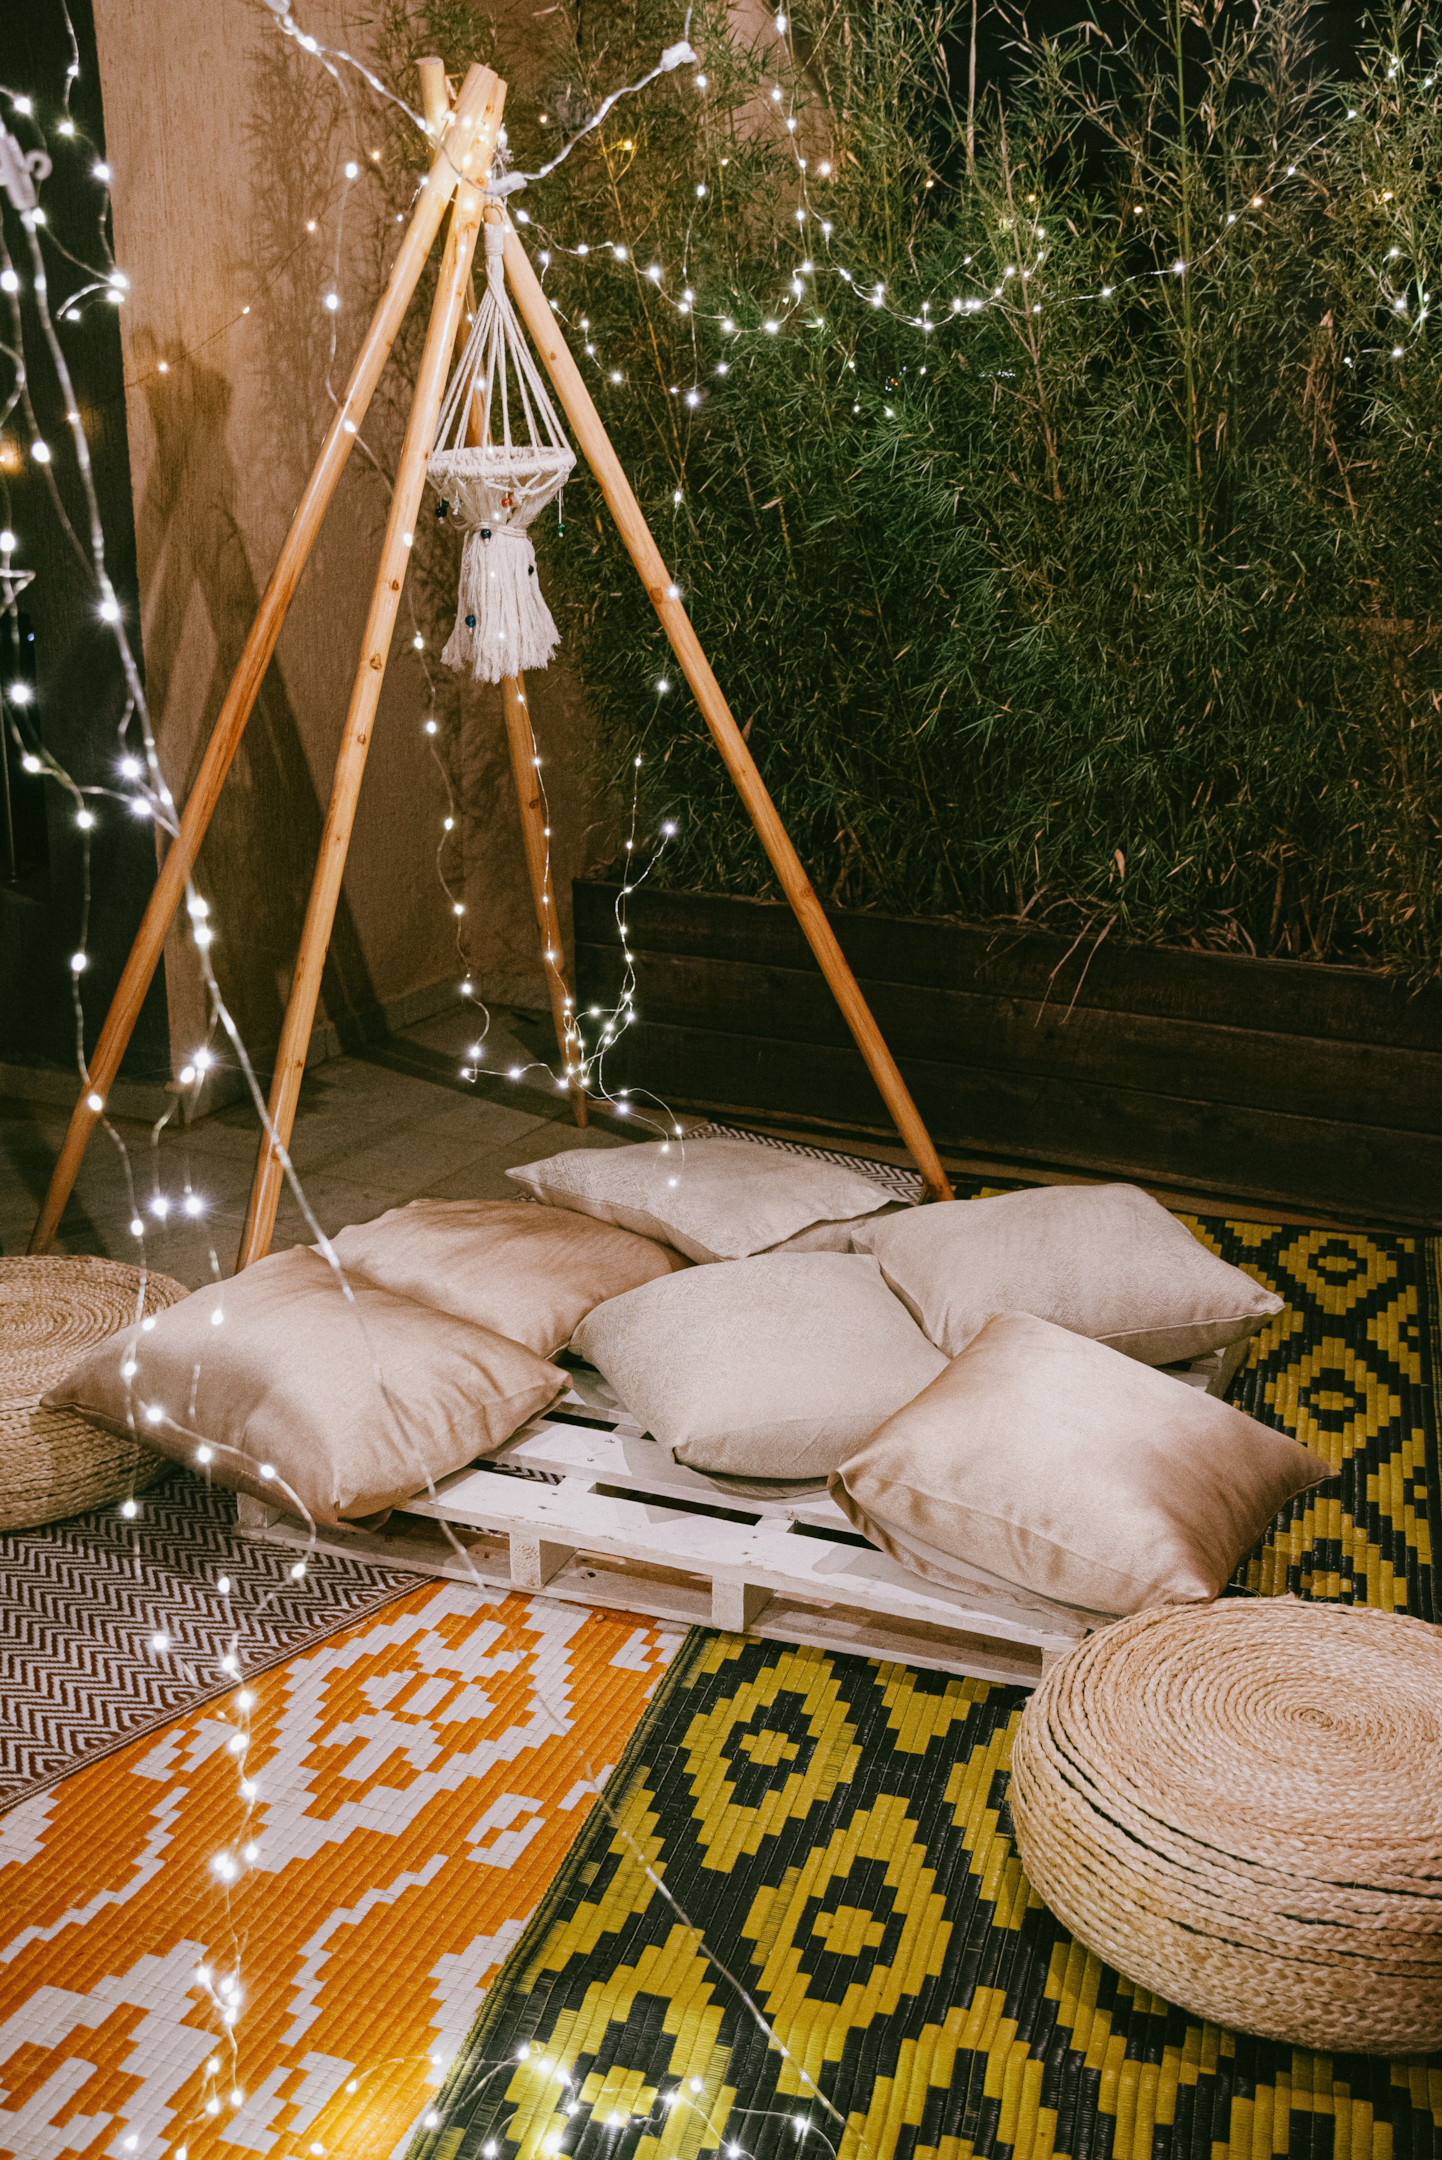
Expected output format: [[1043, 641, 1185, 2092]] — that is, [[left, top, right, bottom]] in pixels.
[[0, 1468, 419, 1808]]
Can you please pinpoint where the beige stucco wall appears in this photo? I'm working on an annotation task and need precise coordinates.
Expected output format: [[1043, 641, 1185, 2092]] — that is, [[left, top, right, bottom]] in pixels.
[[92, 0, 594, 1079]]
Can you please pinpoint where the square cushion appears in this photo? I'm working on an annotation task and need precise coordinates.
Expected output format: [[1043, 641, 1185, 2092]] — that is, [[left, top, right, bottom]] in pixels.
[[571, 1252, 947, 1481], [831, 1311, 1330, 1614], [44, 1246, 566, 1528], [853, 1182, 1283, 1365], [326, 1199, 689, 1357], [506, 1137, 902, 1264]]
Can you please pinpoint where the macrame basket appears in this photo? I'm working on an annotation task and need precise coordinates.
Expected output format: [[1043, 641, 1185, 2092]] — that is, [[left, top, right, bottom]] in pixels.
[[0, 1254, 187, 1529], [429, 219, 575, 684], [1010, 1598, 1442, 2053]]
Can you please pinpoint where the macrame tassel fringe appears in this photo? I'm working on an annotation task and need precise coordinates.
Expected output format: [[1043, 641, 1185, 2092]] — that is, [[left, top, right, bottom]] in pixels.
[[442, 526, 561, 684]]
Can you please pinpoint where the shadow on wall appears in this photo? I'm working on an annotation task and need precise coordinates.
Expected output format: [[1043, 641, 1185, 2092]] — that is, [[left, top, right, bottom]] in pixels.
[[132, 339, 379, 1070], [121, 15, 414, 1078]]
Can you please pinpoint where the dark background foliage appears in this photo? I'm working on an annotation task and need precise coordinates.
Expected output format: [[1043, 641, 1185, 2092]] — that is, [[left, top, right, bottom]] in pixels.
[[397, 0, 1441, 980]]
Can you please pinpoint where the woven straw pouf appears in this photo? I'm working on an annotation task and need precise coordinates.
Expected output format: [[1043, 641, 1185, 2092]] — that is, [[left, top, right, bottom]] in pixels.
[[0, 1254, 190, 1530], [1010, 1598, 1442, 2053]]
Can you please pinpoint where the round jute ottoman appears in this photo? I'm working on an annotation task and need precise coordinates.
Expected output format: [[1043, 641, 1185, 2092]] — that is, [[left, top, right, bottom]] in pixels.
[[1010, 1598, 1442, 2053], [0, 1254, 189, 1530]]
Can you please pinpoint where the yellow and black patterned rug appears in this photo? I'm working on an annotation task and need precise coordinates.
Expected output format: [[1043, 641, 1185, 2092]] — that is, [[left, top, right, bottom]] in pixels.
[[412, 1221, 1441, 2160]]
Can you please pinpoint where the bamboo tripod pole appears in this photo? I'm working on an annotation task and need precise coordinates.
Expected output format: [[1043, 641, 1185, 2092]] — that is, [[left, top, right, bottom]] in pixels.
[[500, 671, 587, 1122], [27, 64, 503, 1257], [421, 71, 586, 1124], [235, 90, 505, 1270], [500, 227, 955, 1202]]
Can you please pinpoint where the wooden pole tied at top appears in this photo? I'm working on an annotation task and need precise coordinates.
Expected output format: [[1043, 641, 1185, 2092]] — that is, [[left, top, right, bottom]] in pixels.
[[27, 63, 504, 1257], [498, 228, 954, 1202], [501, 671, 588, 1125], [234, 74, 508, 1270]]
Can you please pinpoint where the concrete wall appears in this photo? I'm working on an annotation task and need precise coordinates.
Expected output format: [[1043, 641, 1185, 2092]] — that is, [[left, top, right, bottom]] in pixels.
[[91, 0, 595, 1085]]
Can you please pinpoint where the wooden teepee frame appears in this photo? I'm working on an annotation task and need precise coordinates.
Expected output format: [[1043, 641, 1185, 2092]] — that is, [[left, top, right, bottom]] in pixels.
[[29, 60, 952, 1267]]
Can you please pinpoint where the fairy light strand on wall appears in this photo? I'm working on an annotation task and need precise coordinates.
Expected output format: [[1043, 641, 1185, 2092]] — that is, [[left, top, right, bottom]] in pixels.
[[1, 16, 855, 2155], [18, 7, 1429, 2150]]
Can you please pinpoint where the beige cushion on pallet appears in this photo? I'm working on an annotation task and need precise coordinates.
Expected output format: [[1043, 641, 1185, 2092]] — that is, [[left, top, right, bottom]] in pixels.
[[326, 1199, 690, 1358], [831, 1311, 1330, 1615], [45, 1246, 566, 1529], [572, 1251, 947, 1481], [853, 1181, 1283, 1364], [507, 1137, 902, 1264]]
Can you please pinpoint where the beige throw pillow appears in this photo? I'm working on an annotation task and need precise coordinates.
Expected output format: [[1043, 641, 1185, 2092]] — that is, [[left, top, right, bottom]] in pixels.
[[571, 1252, 947, 1480], [44, 1246, 566, 1528], [326, 1199, 689, 1357], [853, 1182, 1283, 1364], [831, 1311, 1330, 1615], [507, 1138, 902, 1264]]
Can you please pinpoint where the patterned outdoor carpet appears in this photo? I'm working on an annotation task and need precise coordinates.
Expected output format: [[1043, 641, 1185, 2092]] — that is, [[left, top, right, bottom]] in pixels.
[[414, 1224, 1441, 2160], [0, 1582, 681, 2159], [0, 1468, 421, 1809]]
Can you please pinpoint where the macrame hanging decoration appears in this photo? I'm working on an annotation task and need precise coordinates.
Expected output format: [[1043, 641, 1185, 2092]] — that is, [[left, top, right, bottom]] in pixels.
[[429, 219, 576, 684]]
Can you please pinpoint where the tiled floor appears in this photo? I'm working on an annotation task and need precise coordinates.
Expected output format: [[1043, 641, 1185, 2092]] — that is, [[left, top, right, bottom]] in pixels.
[[4, 999, 1357, 1279], [1, 1005, 634, 1288]]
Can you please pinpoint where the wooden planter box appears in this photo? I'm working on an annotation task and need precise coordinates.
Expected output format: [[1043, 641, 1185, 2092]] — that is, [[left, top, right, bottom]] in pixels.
[[573, 880, 1442, 1227]]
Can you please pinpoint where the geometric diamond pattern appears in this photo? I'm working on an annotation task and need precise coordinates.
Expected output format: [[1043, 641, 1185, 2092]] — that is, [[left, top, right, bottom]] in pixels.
[[1194, 1219, 1438, 1614], [420, 1622, 1442, 2160]]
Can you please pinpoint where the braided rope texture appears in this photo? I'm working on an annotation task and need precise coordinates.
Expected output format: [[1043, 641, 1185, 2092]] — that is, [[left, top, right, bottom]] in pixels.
[[0, 1255, 189, 1530], [1012, 1601, 1442, 2054]]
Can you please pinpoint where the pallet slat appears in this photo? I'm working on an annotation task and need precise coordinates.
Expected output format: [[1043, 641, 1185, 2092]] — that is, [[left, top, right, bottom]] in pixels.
[[251, 1509, 1060, 1686], [499, 1414, 853, 1529], [232, 1349, 1261, 1684], [407, 1467, 1080, 1648]]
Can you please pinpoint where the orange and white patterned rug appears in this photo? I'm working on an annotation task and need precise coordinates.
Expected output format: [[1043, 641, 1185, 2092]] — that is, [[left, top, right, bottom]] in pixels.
[[0, 1581, 681, 2160]]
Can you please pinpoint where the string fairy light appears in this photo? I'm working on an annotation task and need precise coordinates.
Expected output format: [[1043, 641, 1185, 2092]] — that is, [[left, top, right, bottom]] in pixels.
[[530, 139, 1427, 393], [505, 21, 1433, 440], [1, 16, 881, 2153], [9, 5, 1430, 2146], [0, 43, 520, 2142]]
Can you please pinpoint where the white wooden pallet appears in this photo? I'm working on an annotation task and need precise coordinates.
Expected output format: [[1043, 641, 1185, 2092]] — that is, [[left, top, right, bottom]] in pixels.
[[236, 1343, 1243, 1688]]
